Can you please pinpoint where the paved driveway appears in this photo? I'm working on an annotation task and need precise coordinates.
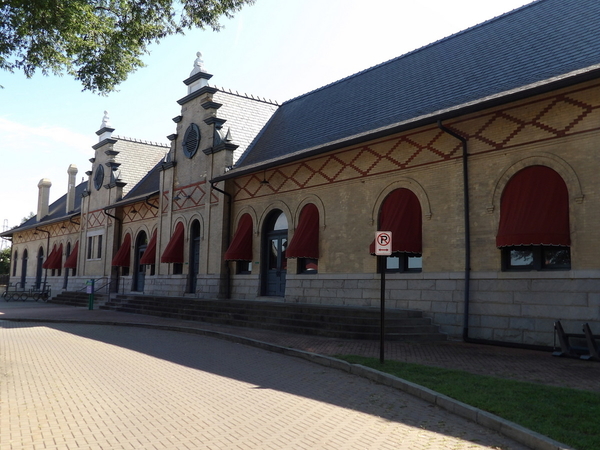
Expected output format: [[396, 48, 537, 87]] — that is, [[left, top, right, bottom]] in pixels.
[[0, 321, 528, 449]]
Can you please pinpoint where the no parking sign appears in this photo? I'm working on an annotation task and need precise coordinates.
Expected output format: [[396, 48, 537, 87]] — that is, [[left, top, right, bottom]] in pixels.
[[374, 231, 392, 255]]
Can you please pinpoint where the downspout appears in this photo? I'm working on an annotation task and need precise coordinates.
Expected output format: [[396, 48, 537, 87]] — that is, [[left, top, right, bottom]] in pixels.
[[437, 121, 552, 352], [210, 181, 232, 299], [437, 121, 471, 342], [145, 194, 159, 210], [35, 227, 50, 290]]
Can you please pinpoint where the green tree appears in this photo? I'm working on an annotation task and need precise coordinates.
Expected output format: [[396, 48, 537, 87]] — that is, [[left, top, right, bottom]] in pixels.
[[0, 0, 254, 94], [0, 247, 11, 275]]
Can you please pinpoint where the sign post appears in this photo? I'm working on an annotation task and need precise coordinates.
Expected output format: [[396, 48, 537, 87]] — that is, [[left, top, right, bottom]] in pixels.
[[86, 279, 95, 310], [375, 231, 392, 364]]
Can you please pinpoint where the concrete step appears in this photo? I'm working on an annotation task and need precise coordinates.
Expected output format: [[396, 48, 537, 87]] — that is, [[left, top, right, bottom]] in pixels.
[[50, 292, 107, 308], [100, 295, 447, 342]]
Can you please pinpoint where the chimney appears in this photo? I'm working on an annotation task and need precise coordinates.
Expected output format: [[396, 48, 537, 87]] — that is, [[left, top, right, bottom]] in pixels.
[[66, 164, 78, 214], [37, 178, 52, 221]]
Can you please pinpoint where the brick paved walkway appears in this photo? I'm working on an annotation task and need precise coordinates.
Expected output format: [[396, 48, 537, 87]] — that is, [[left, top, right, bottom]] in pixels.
[[2, 301, 599, 393], [0, 320, 530, 449]]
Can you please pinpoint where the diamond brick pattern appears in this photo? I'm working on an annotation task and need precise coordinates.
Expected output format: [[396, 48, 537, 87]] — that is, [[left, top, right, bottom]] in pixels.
[[172, 181, 219, 212], [86, 209, 106, 229], [233, 85, 600, 201], [122, 200, 159, 224]]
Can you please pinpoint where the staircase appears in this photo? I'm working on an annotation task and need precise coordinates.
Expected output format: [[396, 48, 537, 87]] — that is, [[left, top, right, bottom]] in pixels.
[[100, 295, 447, 341], [50, 291, 108, 308]]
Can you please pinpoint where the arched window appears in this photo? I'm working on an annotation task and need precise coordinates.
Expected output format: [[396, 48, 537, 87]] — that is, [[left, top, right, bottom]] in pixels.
[[287, 204, 319, 274], [21, 249, 28, 287], [497, 165, 570, 270], [225, 213, 253, 274], [371, 188, 422, 273], [12, 250, 17, 277]]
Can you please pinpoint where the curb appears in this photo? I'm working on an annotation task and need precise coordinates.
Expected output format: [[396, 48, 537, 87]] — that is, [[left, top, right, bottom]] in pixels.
[[1, 318, 574, 450]]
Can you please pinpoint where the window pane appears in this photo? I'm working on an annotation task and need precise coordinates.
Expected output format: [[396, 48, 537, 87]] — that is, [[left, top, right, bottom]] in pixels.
[[542, 247, 571, 269], [301, 258, 318, 273], [386, 257, 400, 270], [407, 255, 422, 270], [273, 213, 288, 231], [510, 248, 533, 267], [240, 261, 252, 273]]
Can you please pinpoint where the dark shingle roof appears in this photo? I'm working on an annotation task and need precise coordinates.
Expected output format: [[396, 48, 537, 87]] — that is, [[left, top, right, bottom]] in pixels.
[[232, 0, 600, 172], [109, 159, 163, 208], [211, 90, 278, 163]]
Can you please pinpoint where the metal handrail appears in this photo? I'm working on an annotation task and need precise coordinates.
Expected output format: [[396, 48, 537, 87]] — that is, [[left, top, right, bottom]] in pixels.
[[76, 276, 111, 294]]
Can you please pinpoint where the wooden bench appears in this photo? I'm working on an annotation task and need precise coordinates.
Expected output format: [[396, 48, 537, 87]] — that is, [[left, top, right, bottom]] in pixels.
[[581, 323, 600, 361], [553, 320, 600, 361]]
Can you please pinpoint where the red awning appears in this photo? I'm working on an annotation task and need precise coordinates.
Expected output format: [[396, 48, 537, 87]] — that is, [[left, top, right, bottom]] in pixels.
[[161, 222, 185, 263], [42, 245, 56, 269], [111, 233, 132, 267], [139, 230, 157, 265], [224, 214, 253, 261], [51, 243, 63, 269], [496, 165, 570, 247], [42, 244, 63, 269], [369, 188, 422, 254], [64, 241, 79, 268], [287, 204, 319, 259]]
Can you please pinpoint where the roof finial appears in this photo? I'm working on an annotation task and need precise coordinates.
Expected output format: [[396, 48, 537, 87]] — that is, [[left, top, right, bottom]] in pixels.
[[101, 110, 111, 128], [190, 51, 205, 76]]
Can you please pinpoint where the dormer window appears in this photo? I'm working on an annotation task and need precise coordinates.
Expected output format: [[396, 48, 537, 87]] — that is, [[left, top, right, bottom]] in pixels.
[[183, 123, 200, 158]]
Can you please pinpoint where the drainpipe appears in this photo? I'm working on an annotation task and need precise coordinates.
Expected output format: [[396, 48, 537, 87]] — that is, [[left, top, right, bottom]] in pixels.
[[35, 227, 50, 290], [437, 121, 471, 342], [210, 181, 232, 299], [145, 194, 159, 210], [437, 121, 552, 352]]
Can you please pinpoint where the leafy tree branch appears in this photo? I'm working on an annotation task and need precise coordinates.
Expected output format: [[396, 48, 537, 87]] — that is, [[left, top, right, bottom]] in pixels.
[[0, 0, 255, 93]]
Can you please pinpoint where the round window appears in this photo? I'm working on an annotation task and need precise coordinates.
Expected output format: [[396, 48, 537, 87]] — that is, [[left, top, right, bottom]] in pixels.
[[183, 123, 201, 158], [94, 165, 104, 190]]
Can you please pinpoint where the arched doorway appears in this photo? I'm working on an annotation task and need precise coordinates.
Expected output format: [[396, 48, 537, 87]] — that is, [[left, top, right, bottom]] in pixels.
[[133, 231, 147, 292], [188, 220, 201, 293], [262, 210, 288, 297], [35, 247, 44, 289], [20, 249, 28, 287]]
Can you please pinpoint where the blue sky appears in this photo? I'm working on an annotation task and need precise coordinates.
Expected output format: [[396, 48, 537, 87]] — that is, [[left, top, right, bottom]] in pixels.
[[0, 0, 534, 232]]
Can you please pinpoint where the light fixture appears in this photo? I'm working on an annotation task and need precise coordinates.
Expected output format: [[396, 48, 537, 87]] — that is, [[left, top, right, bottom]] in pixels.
[[260, 170, 270, 185], [130, 209, 138, 214]]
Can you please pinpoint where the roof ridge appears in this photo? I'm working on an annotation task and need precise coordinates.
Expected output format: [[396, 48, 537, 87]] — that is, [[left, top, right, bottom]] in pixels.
[[211, 86, 280, 106], [113, 135, 170, 147], [281, 0, 542, 106]]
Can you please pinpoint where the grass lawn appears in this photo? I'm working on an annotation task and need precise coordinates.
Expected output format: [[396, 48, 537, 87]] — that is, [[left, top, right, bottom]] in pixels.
[[337, 355, 600, 450]]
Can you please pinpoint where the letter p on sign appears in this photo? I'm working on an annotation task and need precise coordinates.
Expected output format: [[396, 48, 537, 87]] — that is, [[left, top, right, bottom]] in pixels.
[[375, 231, 392, 256]]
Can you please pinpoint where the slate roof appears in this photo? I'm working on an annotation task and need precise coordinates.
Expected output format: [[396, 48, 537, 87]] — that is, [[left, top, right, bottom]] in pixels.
[[1, 182, 88, 235], [224, 0, 600, 177], [211, 89, 279, 163], [111, 137, 169, 195], [109, 159, 163, 208]]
